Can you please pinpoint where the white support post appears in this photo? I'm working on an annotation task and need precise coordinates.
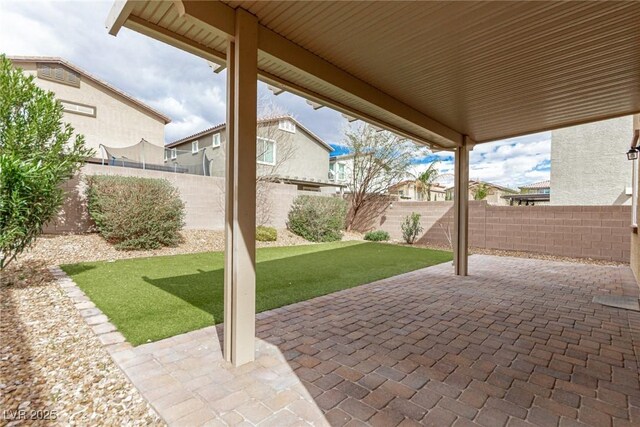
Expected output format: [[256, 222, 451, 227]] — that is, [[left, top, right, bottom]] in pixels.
[[454, 137, 472, 276], [223, 39, 235, 363], [223, 9, 258, 367]]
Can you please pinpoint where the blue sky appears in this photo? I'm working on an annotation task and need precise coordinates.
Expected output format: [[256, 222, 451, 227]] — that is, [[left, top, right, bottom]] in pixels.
[[0, 0, 551, 188]]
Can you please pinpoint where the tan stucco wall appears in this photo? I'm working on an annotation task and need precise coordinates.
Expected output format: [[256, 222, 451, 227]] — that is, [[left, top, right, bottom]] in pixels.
[[551, 115, 633, 206], [15, 62, 166, 163], [44, 164, 319, 233], [631, 116, 639, 283]]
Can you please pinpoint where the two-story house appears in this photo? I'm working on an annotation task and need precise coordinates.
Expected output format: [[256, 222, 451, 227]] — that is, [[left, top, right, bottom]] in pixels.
[[9, 56, 170, 164], [551, 115, 636, 206], [166, 116, 337, 191]]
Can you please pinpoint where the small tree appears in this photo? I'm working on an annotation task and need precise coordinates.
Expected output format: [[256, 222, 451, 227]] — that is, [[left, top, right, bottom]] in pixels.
[[344, 124, 427, 229], [401, 212, 423, 244], [415, 161, 440, 201], [0, 55, 92, 268], [473, 182, 489, 200]]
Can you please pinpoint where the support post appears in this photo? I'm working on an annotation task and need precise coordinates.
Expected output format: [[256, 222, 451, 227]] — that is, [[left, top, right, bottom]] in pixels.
[[454, 137, 472, 276], [223, 9, 258, 366], [223, 40, 235, 363]]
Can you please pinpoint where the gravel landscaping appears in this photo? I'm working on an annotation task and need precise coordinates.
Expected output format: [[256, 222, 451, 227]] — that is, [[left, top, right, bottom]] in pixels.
[[0, 262, 163, 426], [18, 229, 365, 266]]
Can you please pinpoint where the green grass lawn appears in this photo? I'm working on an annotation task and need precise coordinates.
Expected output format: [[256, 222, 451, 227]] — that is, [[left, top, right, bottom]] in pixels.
[[62, 241, 452, 345]]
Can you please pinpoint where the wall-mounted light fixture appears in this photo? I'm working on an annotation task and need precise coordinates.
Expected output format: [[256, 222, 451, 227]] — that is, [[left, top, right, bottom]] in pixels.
[[628, 129, 639, 160]]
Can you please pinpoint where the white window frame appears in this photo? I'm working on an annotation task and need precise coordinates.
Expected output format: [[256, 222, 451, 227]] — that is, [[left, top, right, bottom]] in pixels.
[[164, 149, 168, 162], [337, 163, 346, 181], [212, 133, 221, 147], [257, 137, 276, 165], [192, 140, 199, 154], [171, 148, 177, 160], [278, 119, 296, 133]]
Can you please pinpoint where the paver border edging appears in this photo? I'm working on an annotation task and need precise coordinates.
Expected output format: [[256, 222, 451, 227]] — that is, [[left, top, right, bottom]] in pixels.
[[48, 266, 133, 354]]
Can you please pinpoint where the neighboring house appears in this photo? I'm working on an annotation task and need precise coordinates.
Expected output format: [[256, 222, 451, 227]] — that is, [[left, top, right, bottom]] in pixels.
[[328, 154, 354, 189], [503, 180, 551, 205], [389, 180, 447, 201], [166, 116, 337, 191], [445, 180, 518, 205], [550, 115, 635, 205], [9, 56, 170, 164]]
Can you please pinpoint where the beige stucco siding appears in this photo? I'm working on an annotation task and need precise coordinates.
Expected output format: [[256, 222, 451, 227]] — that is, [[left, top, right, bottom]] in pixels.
[[169, 122, 330, 181], [15, 62, 166, 161], [551, 115, 633, 206]]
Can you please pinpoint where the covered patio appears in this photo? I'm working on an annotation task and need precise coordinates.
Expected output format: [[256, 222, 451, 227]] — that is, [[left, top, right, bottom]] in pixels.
[[107, 255, 640, 425], [106, 0, 640, 368]]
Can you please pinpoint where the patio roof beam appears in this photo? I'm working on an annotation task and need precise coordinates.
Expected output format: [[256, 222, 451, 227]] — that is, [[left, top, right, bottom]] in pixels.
[[108, 0, 462, 148]]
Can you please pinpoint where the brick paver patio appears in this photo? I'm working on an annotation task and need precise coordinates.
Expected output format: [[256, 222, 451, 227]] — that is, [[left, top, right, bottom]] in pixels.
[[102, 255, 640, 426]]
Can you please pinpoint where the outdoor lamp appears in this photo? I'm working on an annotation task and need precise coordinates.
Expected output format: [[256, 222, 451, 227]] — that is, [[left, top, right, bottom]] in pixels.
[[627, 129, 639, 160]]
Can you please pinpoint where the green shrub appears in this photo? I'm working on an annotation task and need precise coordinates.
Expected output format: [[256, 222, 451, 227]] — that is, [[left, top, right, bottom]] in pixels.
[[86, 175, 185, 250], [287, 195, 347, 242], [364, 230, 390, 241], [401, 212, 423, 244], [0, 55, 92, 269], [256, 225, 277, 242]]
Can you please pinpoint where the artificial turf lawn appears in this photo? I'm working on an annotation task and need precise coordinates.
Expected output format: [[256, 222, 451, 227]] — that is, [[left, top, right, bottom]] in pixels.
[[62, 241, 452, 345]]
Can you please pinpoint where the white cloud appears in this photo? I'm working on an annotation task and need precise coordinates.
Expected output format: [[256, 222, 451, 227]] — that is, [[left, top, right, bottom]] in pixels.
[[0, 0, 552, 184]]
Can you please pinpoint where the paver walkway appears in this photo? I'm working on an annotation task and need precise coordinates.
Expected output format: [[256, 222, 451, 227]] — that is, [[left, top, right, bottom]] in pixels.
[[107, 255, 640, 426]]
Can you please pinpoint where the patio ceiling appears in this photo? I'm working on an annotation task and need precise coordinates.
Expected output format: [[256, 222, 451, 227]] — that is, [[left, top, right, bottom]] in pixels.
[[108, 1, 640, 149]]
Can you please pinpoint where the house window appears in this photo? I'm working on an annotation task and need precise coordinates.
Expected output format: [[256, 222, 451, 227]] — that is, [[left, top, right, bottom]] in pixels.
[[60, 100, 96, 117], [329, 162, 335, 180], [37, 63, 80, 87], [338, 163, 346, 181], [171, 148, 177, 160], [257, 138, 276, 165], [278, 119, 296, 133], [192, 140, 199, 154], [212, 133, 221, 147], [164, 149, 168, 162]]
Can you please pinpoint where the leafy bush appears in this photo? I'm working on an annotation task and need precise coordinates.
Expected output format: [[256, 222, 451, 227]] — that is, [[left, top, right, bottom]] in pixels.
[[364, 230, 390, 241], [401, 212, 423, 244], [256, 225, 277, 242], [287, 195, 347, 242], [0, 55, 92, 269], [86, 175, 185, 250]]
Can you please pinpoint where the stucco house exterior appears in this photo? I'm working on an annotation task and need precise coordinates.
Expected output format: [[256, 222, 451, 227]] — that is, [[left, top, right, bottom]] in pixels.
[[503, 180, 551, 205], [8, 56, 170, 164], [389, 180, 447, 201], [550, 115, 635, 205], [445, 180, 517, 205], [166, 116, 337, 191]]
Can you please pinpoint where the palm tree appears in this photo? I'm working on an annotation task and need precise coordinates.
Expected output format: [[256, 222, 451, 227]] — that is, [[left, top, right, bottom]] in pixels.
[[416, 161, 440, 201]]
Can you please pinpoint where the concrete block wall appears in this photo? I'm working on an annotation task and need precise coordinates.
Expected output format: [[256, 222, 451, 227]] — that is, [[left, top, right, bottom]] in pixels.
[[358, 200, 632, 262], [44, 164, 301, 233]]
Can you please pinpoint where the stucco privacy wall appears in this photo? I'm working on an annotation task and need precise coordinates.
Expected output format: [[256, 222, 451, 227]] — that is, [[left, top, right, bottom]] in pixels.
[[44, 164, 300, 234], [359, 201, 632, 262]]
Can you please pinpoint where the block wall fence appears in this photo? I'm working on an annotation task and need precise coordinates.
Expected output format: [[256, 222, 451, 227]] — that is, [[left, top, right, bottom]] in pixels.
[[46, 164, 633, 263], [354, 200, 632, 263]]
